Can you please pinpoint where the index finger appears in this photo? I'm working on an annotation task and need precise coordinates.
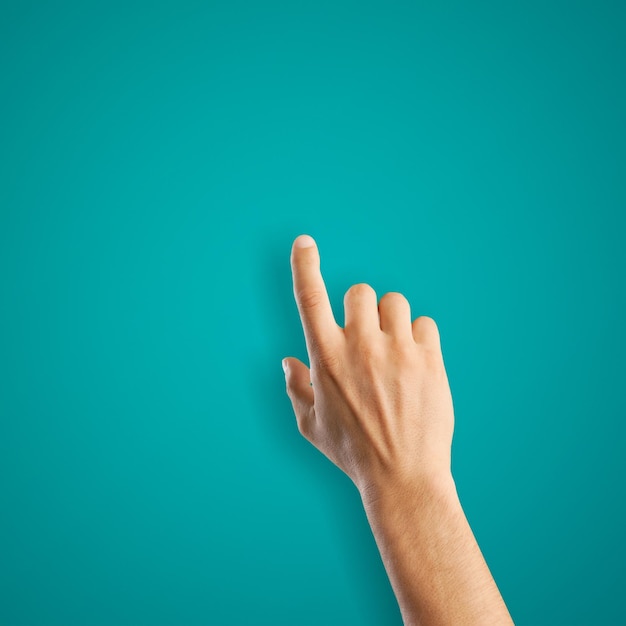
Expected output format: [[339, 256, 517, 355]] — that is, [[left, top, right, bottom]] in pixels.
[[290, 234, 342, 358]]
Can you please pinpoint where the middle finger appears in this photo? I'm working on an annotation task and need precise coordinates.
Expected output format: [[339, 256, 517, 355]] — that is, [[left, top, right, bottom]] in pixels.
[[343, 283, 380, 336]]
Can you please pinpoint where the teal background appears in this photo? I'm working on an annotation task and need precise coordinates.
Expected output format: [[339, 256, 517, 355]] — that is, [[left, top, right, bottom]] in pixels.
[[1, 1, 625, 624]]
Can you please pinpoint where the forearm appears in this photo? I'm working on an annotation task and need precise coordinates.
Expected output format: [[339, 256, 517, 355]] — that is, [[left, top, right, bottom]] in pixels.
[[360, 472, 514, 626]]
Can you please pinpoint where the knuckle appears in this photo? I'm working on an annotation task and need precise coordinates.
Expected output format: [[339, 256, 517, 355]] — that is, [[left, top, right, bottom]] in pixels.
[[296, 408, 315, 440], [424, 348, 446, 375], [413, 339, 444, 367], [354, 336, 383, 363], [345, 282, 376, 300], [297, 289, 323, 311], [390, 334, 416, 358], [316, 350, 340, 371]]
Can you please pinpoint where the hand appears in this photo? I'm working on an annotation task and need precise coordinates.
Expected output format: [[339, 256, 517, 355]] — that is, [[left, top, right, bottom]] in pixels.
[[282, 234, 455, 498], [282, 235, 513, 625]]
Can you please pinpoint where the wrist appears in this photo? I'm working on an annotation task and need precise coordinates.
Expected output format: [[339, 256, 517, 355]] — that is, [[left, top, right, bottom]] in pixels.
[[358, 468, 459, 516]]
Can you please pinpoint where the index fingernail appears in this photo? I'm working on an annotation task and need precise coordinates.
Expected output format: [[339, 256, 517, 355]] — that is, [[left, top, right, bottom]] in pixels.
[[294, 234, 315, 248]]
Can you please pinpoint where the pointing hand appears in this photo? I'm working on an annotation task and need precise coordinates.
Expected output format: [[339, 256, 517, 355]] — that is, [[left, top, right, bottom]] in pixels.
[[282, 234, 455, 498]]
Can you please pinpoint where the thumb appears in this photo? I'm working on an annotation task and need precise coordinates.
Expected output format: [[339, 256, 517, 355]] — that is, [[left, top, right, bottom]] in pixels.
[[282, 357, 315, 428]]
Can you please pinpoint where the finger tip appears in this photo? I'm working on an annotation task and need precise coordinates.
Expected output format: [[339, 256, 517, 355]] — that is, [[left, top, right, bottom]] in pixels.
[[293, 234, 316, 249]]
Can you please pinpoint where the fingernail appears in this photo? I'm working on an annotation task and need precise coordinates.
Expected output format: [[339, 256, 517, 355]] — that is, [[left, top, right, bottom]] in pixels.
[[294, 234, 315, 248], [282, 358, 288, 373]]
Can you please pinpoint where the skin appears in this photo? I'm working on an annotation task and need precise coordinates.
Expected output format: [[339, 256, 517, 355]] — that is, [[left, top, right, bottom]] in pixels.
[[282, 234, 514, 626]]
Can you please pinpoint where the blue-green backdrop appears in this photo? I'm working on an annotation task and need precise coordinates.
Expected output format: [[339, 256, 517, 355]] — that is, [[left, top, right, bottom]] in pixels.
[[1, 1, 625, 624]]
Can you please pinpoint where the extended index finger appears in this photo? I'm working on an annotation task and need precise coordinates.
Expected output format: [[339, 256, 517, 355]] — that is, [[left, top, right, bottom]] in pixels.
[[290, 234, 342, 358]]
